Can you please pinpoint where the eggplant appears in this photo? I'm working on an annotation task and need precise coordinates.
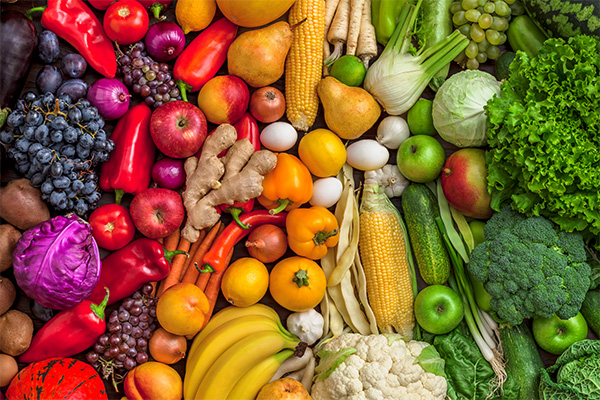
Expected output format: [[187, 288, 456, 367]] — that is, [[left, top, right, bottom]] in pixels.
[[0, 11, 37, 121]]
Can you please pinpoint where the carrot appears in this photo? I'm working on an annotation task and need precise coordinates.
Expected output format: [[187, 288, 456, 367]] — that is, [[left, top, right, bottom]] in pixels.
[[200, 248, 234, 330], [163, 229, 180, 252], [177, 221, 222, 286], [346, 0, 366, 56], [157, 236, 191, 297], [178, 229, 207, 281], [325, 0, 351, 66], [356, 0, 378, 68]]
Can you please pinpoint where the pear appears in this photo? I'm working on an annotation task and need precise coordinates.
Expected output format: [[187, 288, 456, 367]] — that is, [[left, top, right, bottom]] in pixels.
[[227, 21, 293, 88], [317, 76, 381, 140]]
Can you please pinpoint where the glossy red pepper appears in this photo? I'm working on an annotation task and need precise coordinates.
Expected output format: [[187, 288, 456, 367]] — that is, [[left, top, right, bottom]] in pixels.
[[27, 0, 117, 78], [173, 18, 238, 101], [19, 288, 110, 364], [217, 113, 261, 228], [87, 238, 186, 306], [202, 211, 287, 273], [88, 203, 136, 251], [99, 104, 155, 204], [87, 0, 113, 10], [137, 0, 172, 19]]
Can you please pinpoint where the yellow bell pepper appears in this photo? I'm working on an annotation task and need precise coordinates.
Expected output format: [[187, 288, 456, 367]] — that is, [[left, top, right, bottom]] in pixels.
[[286, 206, 339, 260]]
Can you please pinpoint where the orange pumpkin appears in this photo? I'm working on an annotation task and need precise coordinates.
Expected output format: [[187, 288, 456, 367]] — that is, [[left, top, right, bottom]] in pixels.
[[269, 256, 326, 312], [216, 0, 296, 28]]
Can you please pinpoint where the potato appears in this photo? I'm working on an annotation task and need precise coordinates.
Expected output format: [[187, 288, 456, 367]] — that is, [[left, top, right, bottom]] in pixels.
[[0, 310, 34, 356], [0, 179, 50, 230], [0, 224, 21, 272], [0, 276, 16, 315], [0, 354, 18, 387]]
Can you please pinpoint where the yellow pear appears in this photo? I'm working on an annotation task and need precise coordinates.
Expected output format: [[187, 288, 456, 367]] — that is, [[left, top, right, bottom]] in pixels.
[[317, 76, 381, 140], [227, 22, 293, 88]]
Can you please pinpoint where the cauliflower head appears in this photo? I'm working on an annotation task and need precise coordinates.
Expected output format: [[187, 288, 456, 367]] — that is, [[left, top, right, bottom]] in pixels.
[[311, 333, 447, 400]]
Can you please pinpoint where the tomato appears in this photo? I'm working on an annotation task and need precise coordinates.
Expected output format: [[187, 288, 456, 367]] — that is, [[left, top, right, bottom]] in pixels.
[[88, 203, 136, 251], [249, 86, 286, 123], [103, 0, 149, 45]]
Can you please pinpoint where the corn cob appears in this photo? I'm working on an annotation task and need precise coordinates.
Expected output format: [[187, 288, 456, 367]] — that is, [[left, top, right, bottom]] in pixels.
[[358, 182, 417, 338], [285, 0, 326, 131]]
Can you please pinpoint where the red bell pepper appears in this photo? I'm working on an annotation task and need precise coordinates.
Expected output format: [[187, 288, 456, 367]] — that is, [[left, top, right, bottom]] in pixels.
[[174, 18, 238, 101], [87, 0, 113, 10], [27, 0, 117, 78], [217, 113, 261, 228], [87, 238, 186, 306], [137, 0, 172, 19], [202, 211, 287, 273], [88, 204, 136, 251], [19, 289, 110, 364], [99, 104, 155, 204]]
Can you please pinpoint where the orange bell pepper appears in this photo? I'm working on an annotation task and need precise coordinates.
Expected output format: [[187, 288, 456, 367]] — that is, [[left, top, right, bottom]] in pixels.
[[286, 206, 339, 260], [258, 153, 313, 214]]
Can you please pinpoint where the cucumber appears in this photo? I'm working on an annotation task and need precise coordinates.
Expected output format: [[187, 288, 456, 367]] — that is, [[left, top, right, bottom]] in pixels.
[[581, 289, 600, 337], [401, 184, 450, 285], [499, 324, 544, 400], [417, 0, 453, 91]]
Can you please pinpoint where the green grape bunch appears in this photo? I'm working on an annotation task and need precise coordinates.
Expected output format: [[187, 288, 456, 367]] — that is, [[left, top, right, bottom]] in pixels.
[[450, 0, 524, 69]]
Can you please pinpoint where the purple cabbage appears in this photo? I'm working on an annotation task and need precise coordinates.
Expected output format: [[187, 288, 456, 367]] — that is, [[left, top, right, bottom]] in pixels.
[[13, 214, 101, 310]]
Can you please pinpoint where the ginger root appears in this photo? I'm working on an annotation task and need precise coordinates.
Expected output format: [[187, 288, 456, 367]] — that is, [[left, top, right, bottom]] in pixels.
[[182, 124, 278, 242]]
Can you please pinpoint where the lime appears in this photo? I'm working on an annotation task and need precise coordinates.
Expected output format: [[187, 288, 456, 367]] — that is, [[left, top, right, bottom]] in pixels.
[[407, 99, 437, 136], [329, 55, 366, 87]]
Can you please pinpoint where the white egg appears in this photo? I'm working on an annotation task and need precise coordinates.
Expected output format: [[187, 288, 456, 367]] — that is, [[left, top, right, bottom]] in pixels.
[[260, 122, 298, 151], [310, 177, 344, 208], [346, 139, 390, 171]]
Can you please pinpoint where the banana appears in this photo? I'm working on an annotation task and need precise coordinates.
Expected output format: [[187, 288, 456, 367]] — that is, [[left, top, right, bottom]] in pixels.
[[227, 349, 294, 400], [194, 330, 301, 400], [184, 314, 283, 399]]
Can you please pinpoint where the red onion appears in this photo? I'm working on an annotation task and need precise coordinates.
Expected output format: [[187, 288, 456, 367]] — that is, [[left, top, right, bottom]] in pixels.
[[86, 78, 130, 120], [144, 21, 185, 62], [152, 157, 186, 189]]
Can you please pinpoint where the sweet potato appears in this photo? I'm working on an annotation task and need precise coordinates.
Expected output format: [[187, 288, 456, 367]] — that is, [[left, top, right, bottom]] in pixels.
[[0, 224, 21, 272], [0, 179, 50, 230]]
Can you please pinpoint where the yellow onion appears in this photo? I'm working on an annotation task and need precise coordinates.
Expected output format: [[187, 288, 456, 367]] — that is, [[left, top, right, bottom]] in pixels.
[[149, 328, 187, 364]]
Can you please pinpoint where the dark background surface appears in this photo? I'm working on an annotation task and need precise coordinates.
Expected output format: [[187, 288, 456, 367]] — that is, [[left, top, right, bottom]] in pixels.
[[1, 0, 597, 398]]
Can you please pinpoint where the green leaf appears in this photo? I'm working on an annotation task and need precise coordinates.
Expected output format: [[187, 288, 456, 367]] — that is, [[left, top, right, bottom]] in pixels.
[[314, 347, 357, 381], [414, 345, 446, 377]]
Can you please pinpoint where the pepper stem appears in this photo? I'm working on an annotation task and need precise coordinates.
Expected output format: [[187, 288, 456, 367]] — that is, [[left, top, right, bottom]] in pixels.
[[90, 288, 110, 320], [293, 269, 310, 288], [176, 80, 192, 102], [163, 249, 189, 263], [197, 263, 216, 273], [26, 5, 47, 20], [114, 189, 125, 205], [149, 2, 166, 20], [227, 207, 250, 229], [313, 229, 339, 245], [269, 199, 290, 215]]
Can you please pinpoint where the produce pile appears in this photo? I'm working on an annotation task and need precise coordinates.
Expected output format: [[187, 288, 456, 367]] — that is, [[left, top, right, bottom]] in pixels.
[[0, 0, 599, 399]]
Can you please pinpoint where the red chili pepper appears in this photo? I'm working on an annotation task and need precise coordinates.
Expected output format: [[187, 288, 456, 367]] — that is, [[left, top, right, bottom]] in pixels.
[[87, 238, 186, 306], [88, 204, 136, 251], [202, 211, 287, 273], [27, 0, 117, 78], [217, 113, 261, 228], [19, 288, 110, 364], [136, 0, 172, 19], [99, 104, 155, 204], [173, 18, 238, 102]]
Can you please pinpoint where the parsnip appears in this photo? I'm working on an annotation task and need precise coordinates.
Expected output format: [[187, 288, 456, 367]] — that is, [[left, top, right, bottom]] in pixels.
[[325, 0, 351, 66], [323, 0, 342, 76], [356, 0, 378, 69], [346, 0, 366, 56]]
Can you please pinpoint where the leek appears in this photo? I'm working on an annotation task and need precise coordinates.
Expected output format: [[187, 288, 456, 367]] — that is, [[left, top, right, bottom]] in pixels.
[[364, 0, 469, 115]]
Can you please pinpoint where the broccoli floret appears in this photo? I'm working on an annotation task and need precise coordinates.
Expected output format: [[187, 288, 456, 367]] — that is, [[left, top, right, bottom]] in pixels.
[[467, 207, 591, 326]]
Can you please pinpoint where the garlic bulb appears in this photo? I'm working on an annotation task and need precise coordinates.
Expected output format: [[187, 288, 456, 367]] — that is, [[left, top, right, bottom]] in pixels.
[[364, 164, 410, 198], [286, 309, 324, 345], [376, 116, 410, 149]]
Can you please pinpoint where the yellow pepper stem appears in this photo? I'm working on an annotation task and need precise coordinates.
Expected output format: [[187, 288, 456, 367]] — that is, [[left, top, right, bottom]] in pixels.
[[293, 269, 310, 288], [313, 229, 339, 245]]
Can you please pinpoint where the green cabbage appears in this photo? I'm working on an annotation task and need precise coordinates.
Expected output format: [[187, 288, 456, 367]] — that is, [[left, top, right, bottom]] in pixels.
[[432, 70, 500, 148], [484, 35, 600, 248]]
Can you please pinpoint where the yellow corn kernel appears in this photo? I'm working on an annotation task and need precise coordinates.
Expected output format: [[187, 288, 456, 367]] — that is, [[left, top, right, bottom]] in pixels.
[[358, 183, 416, 338], [285, 0, 326, 132]]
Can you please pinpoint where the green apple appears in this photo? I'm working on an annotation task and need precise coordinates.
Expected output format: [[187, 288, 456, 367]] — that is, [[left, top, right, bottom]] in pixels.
[[532, 312, 588, 355], [414, 285, 464, 335], [396, 135, 446, 183]]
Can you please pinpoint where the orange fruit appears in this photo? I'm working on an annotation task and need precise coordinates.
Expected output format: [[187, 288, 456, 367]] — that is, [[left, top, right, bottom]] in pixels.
[[269, 256, 326, 312], [221, 258, 269, 307], [175, 0, 217, 34], [298, 128, 347, 177], [216, 0, 295, 28], [156, 283, 209, 336]]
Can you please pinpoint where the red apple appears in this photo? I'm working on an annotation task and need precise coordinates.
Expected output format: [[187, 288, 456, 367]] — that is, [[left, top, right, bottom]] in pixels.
[[441, 148, 493, 219], [150, 101, 207, 159], [196, 75, 249, 124], [129, 188, 185, 239]]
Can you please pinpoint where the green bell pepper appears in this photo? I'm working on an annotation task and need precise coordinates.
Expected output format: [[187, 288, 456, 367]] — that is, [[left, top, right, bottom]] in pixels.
[[372, 0, 411, 46]]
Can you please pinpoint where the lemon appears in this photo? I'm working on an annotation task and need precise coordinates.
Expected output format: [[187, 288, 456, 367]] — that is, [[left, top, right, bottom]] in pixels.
[[175, 0, 217, 34], [298, 128, 347, 177], [329, 55, 366, 87], [221, 258, 269, 307], [407, 99, 437, 136]]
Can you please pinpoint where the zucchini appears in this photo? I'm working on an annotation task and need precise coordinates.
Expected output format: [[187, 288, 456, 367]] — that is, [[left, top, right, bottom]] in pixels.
[[401, 184, 450, 285], [499, 323, 544, 400], [417, 0, 453, 91], [581, 289, 600, 337], [524, 0, 600, 39]]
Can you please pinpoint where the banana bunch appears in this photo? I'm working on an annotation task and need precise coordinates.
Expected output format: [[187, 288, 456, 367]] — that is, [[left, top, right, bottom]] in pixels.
[[184, 304, 306, 400]]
